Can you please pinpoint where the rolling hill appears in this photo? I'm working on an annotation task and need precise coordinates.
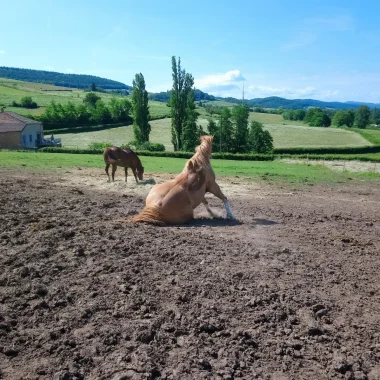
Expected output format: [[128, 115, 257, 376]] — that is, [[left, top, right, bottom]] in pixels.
[[0, 66, 131, 90], [1, 66, 380, 111], [217, 96, 380, 111]]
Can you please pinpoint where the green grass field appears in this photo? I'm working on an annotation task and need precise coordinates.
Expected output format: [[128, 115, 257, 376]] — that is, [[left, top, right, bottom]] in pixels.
[[264, 124, 371, 148], [55, 118, 210, 150], [1, 151, 379, 184], [0, 77, 170, 120], [349, 128, 380, 145], [55, 117, 372, 150]]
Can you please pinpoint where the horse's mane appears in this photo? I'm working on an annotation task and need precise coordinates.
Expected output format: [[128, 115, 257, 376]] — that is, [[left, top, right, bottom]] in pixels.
[[186, 135, 213, 171]]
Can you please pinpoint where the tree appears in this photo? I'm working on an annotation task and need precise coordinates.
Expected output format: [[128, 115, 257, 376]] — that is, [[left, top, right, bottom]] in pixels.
[[207, 118, 218, 136], [170, 56, 194, 150], [131, 73, 151, 143], [93, 100, 112, 124], [109, 97, 132, 122], [20, 96, 37, 108], [372, 107, 380, 126], [83, 92, 101, 108], [182, 89, 200, 152], [248, 121, 273, 153], [305, 108, 331, 127], [332, 109, 355, 127], [231, 104, 249, 153], [354, 105, 371, 129], [89, 82, 97, 91], [216, 107, 234, 152]]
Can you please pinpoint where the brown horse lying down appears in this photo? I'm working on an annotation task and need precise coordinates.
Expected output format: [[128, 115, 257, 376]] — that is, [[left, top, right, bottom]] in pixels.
[[103, 146, 144, 183], [130, 135, 234, 225]]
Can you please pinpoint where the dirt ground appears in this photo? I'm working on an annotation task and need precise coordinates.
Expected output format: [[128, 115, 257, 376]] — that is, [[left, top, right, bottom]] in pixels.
[[281, 159, 379, 174], [1, 167, 380, 380]]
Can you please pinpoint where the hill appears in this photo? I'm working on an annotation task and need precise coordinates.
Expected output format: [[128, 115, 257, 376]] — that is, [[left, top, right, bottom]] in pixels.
[[0, 66, 131, 90], [217, 96, 380, 111], [0, 77, 169, 119]]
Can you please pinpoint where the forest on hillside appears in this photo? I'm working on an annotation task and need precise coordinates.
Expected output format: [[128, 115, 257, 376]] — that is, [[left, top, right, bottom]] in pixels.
[[219, 96, 380, 111], [0, 67, 131, 90]]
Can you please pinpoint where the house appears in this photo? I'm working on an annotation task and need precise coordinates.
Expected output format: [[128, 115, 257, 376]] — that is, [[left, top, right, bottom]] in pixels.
[[0, 111, 44, 149]]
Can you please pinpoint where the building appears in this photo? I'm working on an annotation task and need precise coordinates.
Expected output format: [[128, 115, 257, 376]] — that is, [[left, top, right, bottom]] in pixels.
[[0, 111, 44, 149]]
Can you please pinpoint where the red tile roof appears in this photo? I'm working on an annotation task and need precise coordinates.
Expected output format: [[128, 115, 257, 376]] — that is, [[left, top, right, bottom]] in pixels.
[[0, 111, 41, 133]]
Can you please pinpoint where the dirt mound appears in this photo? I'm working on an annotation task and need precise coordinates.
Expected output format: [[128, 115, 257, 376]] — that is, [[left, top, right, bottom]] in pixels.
[[1, 169, 380, 379]]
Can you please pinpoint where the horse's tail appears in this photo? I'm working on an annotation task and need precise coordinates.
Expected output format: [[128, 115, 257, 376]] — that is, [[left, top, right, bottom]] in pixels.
[[129, 205, 166, 226], [103, 148, 120, 165]]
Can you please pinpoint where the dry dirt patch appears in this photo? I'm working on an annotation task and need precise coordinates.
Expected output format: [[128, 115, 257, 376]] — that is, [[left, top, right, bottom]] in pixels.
[[1, 168, 380, 380]]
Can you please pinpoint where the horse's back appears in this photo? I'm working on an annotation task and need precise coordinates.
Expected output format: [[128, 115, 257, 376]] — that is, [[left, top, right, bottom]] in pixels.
[[104, 146, 137, 166]]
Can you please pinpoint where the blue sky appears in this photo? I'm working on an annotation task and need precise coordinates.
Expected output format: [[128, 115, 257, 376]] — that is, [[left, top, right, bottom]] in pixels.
[[1, 0, 380, 102]]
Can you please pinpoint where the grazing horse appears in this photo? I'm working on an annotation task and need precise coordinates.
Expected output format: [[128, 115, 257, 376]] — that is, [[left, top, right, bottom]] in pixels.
[[130, 135, 234, 225], [103, 146, 144, 183]]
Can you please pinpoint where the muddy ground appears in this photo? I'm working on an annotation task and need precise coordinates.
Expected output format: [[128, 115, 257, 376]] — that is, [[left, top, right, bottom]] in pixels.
[[1, 168, 380, 380]]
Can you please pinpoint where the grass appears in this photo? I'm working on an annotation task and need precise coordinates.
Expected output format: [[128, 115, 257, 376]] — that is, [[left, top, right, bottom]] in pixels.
[[348, 128, 380, 145], [55, 117, 372, 150], [0, 77, 169, 120], [1, 151, 379, 184], [55, 118, 210, 150], [264, 124, 371, 148]]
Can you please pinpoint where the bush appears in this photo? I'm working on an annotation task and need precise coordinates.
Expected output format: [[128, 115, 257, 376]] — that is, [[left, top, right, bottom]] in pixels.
[[38, 147, 274, 161], [125, 141, 165, 152], [88, 142, 113, 150], [20, 96, 38, 109], [138, 142, 165, 152], [273, 146, 380, 155]]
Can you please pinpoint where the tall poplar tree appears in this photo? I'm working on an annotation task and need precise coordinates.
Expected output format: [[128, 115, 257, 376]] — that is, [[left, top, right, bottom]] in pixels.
[[132, 73, 151, 143]]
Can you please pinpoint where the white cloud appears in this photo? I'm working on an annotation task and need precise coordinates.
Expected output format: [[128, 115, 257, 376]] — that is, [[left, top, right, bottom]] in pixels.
[[65, 68, 75, 73], [0, 50, 6, 54], [194, 70, 245, 95], [43, 66, 55, 71]]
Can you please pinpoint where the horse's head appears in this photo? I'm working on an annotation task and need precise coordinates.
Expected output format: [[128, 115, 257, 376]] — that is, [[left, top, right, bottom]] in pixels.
[[200, 135, 214, 144], [137, 166, 144, 181]]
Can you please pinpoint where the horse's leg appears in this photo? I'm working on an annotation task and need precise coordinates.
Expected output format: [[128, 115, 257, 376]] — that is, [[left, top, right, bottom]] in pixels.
[[111, 164, 117, 182], [132, 168, 138, 184], [207, 181, 235, 220], [105, 164, 111, 182], [124, 167, 128, 182], [202, 198, 216, 218]]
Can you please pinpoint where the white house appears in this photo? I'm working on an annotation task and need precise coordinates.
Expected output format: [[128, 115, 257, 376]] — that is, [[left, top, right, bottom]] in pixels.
[[0, 111, 44, 149]]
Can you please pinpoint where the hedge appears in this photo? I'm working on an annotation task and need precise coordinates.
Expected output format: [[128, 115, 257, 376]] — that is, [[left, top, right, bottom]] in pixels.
[[273, 146, 380, 155], [279, 154, 380, 163], [44, 122, 128, 135], [38, 147, 275, 161]]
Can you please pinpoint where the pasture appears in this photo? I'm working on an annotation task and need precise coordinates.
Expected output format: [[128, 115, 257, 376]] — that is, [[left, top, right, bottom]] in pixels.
[[1, 152, 380, 379], [1, 151, 379, 183], [54, 116, 372, 150], [0, 77, 170, 119]]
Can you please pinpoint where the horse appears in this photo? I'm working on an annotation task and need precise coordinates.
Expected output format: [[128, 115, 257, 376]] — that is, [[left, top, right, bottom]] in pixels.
[[129, 135, 235, 225], [103, 146, 144, 183]]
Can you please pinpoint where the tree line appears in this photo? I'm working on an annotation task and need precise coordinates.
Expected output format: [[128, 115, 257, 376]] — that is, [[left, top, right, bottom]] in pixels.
[[206, 106, 273, 153], [0, 66, 130, 90], [282, 105, 380, 129], [130, 56, 273, 153], [37, 93, 132, 128]]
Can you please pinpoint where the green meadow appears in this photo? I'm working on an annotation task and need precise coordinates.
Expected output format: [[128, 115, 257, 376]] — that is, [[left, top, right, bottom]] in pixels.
[[1, 151, 379, 185], [54, 117, 372, 150]]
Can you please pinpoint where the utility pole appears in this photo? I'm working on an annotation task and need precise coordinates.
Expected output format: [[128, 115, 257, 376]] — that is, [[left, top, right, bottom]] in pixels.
[[242, 81, 245, 105]]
